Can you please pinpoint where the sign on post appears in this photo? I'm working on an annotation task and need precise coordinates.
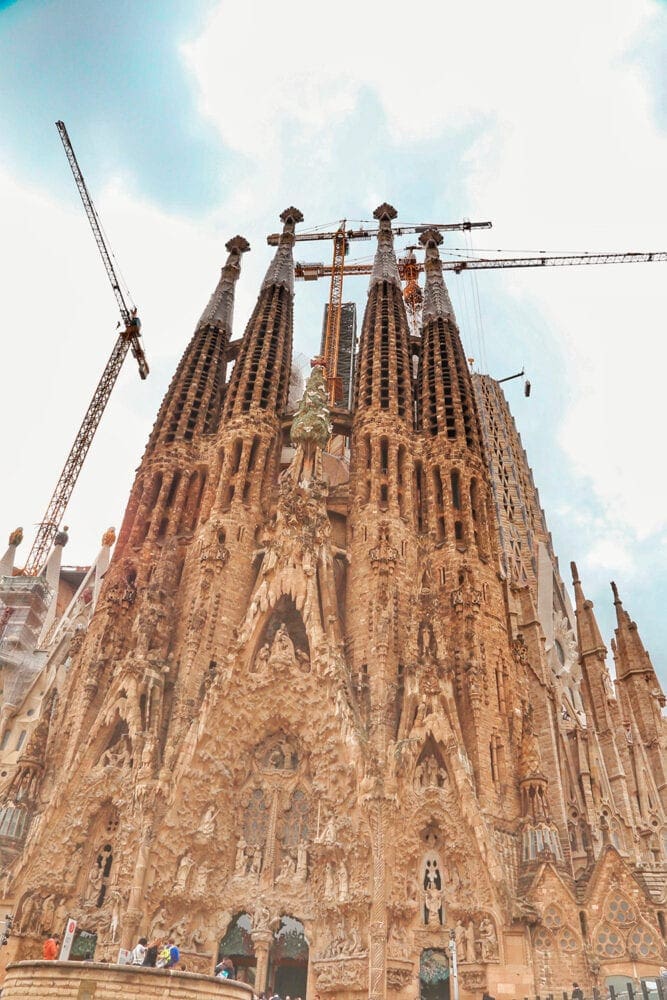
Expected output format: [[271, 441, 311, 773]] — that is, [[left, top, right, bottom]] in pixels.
[[59, 918, 77, 961]]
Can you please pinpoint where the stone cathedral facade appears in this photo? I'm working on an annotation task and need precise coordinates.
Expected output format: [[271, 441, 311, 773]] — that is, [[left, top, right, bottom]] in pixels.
[[0, 205, 665, 1000]]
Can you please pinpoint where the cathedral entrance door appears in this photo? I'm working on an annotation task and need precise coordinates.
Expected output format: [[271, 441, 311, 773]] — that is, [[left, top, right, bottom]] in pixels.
[[419, 948, 450, 1000], [268, 916, 308, 998], [218, 912, 257, 986]]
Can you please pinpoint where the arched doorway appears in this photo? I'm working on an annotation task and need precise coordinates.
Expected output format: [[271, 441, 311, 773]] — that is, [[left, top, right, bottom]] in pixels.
[[420, 948, 450, 1000], [218, 912, 256, 986], [268, 915, 308, 998]]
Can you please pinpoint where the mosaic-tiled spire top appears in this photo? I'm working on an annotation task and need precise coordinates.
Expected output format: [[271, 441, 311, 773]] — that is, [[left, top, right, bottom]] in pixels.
[[353, 204, 413, 425]]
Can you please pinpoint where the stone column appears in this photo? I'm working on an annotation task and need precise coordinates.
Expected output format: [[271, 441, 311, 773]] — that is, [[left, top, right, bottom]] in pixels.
[[121, 823, 153, 950], [251, 929, 273, 995]]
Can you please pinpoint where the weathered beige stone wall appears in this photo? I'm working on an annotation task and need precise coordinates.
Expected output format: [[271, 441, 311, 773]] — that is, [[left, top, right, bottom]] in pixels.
[[2, 961, 254, 1000]]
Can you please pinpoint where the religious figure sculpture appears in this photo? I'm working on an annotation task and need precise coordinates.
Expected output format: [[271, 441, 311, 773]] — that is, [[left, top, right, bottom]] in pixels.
[[423, 885, 443, 925], [277, 853, 296, 882], [199, 806, 217, 838], [454, 919, 467, 962], [324, 861, 335, 900], [479, 915, 498, 961], [235, 836, 248, 875], [39, 894, 55, 935], [296, 840, 308, 881], [249, 845, 262, 878], [84, 862, 103, 905], [466, 918, 476, 962], [175, 853, 195, 892], [337, 860, 349, 901]]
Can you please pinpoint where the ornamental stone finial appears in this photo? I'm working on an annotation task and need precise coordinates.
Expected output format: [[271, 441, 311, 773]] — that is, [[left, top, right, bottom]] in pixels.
[[225, 235, 251, 255], [101, 527, 117, 548], [280, 207, 304, 227], [373, 203, 397, 222], [54, 527, 69, 548], [419, 228, 444, 247], [8, 527, 23, 547]]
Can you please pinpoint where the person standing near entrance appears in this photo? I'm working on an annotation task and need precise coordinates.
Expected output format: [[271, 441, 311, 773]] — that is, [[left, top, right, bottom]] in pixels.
[[572, 983, 584, 1000], [42, 933, 60, 960]]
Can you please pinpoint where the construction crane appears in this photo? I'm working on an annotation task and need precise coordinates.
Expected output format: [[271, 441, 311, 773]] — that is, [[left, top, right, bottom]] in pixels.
[[268, 218, 492, 405], [22, 122, 149, 576], [295, 244, 667, 395], [295, 248, 667, 280]]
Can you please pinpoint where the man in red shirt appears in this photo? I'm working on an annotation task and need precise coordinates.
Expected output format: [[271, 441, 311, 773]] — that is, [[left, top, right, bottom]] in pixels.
[[42, 933, 60, 960]]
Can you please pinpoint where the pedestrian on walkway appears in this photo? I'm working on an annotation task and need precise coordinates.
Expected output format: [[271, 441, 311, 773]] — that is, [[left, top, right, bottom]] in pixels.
[[42, 933, 60, 960]]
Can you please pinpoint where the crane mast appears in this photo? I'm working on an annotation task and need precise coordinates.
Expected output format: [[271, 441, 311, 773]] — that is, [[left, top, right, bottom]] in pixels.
[[22, 123, 149, 576]]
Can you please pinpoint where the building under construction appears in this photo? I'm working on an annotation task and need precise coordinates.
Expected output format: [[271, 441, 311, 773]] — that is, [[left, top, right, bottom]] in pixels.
[[0, 205, 665, 1000]]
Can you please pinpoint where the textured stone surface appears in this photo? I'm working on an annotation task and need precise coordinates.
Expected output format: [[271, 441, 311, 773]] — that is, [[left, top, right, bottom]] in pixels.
[[2, 961, 253, 1000]]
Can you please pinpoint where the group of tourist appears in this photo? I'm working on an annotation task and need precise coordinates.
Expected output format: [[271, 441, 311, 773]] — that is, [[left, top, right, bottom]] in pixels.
[[130, 935, 180, 968]]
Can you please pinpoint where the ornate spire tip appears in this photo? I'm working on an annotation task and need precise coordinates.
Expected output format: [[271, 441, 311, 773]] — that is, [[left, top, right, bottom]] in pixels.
[[419, 228, 443, 247], [225, 235, 251, 255], [280, 207, 304, 226], [373, 203, 397, 222]]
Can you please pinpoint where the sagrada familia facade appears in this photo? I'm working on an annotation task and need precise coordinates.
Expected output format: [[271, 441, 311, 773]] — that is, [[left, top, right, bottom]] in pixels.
[[0, 205, 665, 1000]]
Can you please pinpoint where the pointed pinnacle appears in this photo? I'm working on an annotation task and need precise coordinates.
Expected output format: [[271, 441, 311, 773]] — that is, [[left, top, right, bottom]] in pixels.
[[419, 228, 444, 247], [225, 235, 251, 255], [280, 207, 304, 226], [373, 203, 397, 222]]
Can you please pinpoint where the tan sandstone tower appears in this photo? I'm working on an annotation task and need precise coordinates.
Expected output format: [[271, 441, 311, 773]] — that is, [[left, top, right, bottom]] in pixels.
[[0, 206, 665, 1000]]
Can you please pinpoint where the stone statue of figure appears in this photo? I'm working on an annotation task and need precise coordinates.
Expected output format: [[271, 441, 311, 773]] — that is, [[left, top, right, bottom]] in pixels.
[[423, 885, 442, 925], [40, 894, 56, 934], [109, 891, 121, 943], [277, 853, 296, 881], [465, 918, 476, 961], [271, 623, 295, 665], [337, 860, 349, 901], [253, 903, 271, 932], [249, 845, 262, 878], [479, 916, 498, 961], [454, 919, 467, 962], [19, 893, 36, 934], [235, 836, 247, 875], [324, 862, 335, 900], [320, 815, 336, 845], [175, 854, 194, 891], [296, 840, 308, 881], [199, 806, 217, 838], [84, 862, 103, 905]]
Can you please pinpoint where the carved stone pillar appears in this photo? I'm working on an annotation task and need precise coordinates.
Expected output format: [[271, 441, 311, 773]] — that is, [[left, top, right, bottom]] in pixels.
[[121, 823, 153, 950], [365, 796, 388, 1000], [251, 929, 273, 995]]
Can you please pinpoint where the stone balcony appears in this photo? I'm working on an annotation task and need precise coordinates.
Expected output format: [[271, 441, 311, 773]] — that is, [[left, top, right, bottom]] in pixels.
[[1, 960, 254, 1000]]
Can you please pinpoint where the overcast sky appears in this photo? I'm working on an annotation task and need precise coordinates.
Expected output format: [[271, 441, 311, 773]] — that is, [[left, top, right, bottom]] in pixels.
[[1, 0, 665, 686]]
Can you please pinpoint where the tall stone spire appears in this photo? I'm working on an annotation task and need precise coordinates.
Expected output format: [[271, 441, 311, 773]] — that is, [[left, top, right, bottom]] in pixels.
[[353, 204, 413, 424], [222, 208, 302, 421], [148, 235, 250, 450], [114, 236, 249, 558], [417, 229, 481, 451], [611, 581, 666, 805], [571, 562, 607, 659]]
